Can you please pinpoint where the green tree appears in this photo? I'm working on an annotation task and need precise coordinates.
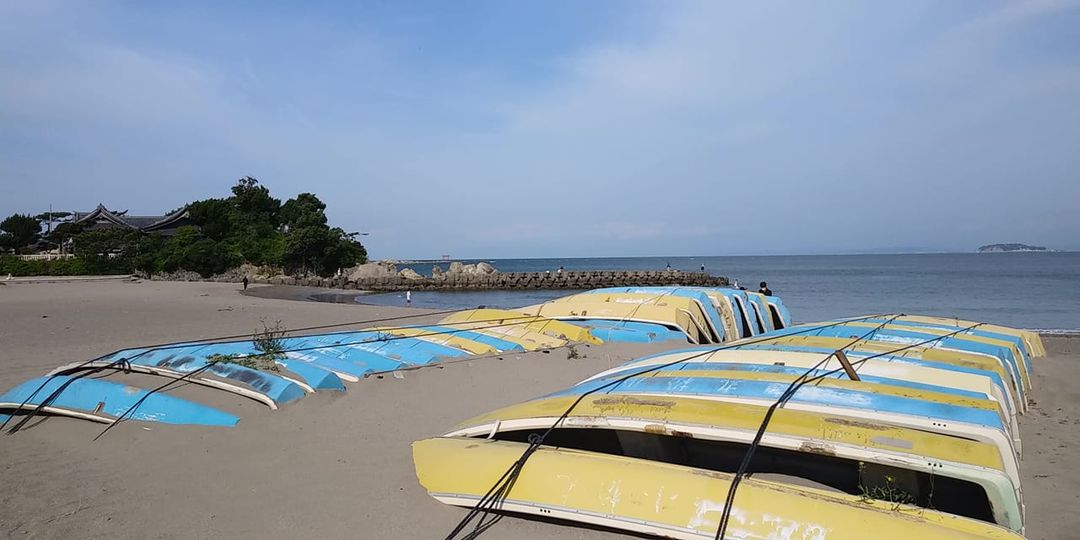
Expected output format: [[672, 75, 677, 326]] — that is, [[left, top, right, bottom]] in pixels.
[[45, 222, 84, 252], [13, 177, 363, 277], [280, 192, 328, 229], [34, 211, 74, 223], [186, 198, 233, 241], [132, 235, 165, 276], [0, 214, 42, 253], [279, 193, 365, 275], [231, 176, 280, 227], [72, 228, 142, 273]]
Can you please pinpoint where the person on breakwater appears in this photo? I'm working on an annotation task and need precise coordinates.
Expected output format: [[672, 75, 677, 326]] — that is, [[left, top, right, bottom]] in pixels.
[[758, 281, 772, 296]]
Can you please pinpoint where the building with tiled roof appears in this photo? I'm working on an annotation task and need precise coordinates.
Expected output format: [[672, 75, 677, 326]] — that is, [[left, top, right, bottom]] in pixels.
[[72, 204, 191, 235]]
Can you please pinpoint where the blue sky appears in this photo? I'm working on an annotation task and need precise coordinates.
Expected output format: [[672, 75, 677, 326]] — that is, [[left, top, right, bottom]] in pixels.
[[2, 1, 1079, 258]]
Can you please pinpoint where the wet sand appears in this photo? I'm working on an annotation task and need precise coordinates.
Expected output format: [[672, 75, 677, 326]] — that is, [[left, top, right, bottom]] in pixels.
[[0, 280, 1077, 539]]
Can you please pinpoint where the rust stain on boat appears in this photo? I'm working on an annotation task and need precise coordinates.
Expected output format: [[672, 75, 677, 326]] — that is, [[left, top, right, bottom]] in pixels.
[[593, 396, 676, 408], [643, 424, 695, 438], [799, 441, 836, 456], [689, 469, 726, 480], [823, 417, 888, 430]]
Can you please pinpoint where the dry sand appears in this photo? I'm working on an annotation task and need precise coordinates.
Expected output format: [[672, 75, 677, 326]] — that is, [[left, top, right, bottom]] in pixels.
[[0, 280, 1077, 539]]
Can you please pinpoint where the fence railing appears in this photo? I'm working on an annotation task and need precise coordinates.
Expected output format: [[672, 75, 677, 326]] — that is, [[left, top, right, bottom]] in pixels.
[[12, 253, 76, 261]]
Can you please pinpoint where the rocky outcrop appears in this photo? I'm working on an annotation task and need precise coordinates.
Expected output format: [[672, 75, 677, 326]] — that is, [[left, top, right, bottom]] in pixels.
[[399, 268, 424, 280], [345, 261, 398, 281], [443, 262, 498, 276], [151, 263, 273, 282]]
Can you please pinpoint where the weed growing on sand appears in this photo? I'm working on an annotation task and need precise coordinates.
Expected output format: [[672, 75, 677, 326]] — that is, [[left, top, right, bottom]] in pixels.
[[205, 319, 287, 373], [857, 463, 916, 511], [253, 319, 287, 357], [207, 352, 281, 372], [566, 345, 585, 360]]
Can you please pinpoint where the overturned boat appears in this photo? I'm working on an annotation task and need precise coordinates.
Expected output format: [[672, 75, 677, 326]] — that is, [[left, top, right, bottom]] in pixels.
[[519, 286, 793, 345], [415, 316, 1041, 538], [2, 307, 602, 430]]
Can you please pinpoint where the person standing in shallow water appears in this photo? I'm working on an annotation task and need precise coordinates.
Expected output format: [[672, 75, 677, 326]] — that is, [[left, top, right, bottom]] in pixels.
[[406, 290, 412, 306], [758, 281, 772, 296]]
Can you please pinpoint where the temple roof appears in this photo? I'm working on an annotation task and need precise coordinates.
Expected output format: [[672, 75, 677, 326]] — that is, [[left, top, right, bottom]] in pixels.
[[73, 204, 190, 233]]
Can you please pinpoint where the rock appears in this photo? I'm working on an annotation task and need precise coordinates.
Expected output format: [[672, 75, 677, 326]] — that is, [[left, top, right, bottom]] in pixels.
[[399, 268, 424, 280], [445, 262, 499, 276], [432, 265, 444, 277], [346, 261, 398, 281]]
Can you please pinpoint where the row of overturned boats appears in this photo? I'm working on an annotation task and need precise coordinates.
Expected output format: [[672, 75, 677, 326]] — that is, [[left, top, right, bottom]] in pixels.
[[1, 285, 1043, 539], [418, 290, 1042, 539], [0, 286, 786, 429]]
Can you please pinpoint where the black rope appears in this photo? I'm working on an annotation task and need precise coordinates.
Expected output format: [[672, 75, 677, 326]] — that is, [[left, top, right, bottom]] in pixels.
[[2, 357, 132, 434], [92, 359, 224, 441], [711, 314, 904, 538], [3, 309, 549, 435], [711, 318, 987, 539], [443, 313, 894, 540], [85, 314, 617, 441]]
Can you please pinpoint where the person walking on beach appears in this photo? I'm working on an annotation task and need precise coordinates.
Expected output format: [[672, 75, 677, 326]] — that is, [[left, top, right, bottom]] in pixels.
[[242, 276, 248, 290], [758, 282, 772, 296], [405, 290, 412, 306]]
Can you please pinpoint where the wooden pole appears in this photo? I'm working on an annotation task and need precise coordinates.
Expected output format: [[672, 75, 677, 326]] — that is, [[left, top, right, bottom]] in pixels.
[[834, 349, 861, 381]]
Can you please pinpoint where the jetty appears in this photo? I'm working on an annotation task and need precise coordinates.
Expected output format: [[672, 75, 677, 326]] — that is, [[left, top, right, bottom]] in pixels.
[[251, 270, 728, 292]]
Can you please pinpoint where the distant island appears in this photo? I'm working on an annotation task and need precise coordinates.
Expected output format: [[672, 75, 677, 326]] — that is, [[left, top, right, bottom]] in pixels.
[[977, 243, 1049, 253]]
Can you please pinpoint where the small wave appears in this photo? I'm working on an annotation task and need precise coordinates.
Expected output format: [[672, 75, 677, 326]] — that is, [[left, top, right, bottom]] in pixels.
[[1030, 328, 1080, 336]]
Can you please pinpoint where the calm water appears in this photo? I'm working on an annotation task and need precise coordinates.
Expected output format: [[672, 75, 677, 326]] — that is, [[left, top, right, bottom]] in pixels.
[[355, 253, 1080, 330]]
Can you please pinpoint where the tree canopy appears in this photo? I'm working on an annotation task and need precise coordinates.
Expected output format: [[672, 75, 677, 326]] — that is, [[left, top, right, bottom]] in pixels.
[[0, 214, 42, 254], [0, 177, 367, 277]]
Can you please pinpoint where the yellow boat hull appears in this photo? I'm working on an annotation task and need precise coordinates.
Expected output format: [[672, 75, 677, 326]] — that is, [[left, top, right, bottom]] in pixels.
[[836, 321, 1032, 391], [368, 326, 498, 355], [522, 294, 714, 344], [413, 437, 1023, 540], [440, 309, 600, 345], [897, 315, 1045, 358], [641, 368, 1019, 457], [750, 334, 1025, 411], [586, 348, 1021, 421]]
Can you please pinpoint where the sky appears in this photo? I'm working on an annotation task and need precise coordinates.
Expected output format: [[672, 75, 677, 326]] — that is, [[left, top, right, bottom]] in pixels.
[[2, 1, 1079, 259]]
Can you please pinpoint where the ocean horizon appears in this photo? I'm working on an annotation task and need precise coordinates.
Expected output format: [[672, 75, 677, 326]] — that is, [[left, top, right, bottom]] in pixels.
[[347, 252, 1080, 331]]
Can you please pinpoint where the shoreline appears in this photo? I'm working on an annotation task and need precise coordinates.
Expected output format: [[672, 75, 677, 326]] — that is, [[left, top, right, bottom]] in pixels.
[[0, 280, 1078, 539], [239, 284, 1080, 335], [240, 284, 375, 305]]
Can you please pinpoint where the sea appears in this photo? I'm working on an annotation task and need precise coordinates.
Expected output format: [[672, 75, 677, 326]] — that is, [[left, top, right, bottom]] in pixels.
[[350, 253, 1080, 331]]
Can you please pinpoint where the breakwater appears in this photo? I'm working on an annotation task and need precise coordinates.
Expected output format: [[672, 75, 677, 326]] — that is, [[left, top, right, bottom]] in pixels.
[[250, 270, 728, 292]]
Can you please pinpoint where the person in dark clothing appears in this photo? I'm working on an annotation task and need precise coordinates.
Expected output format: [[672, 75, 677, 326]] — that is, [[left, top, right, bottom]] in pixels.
[[242, 276, 249, 290], [758, 281, 772, 296]]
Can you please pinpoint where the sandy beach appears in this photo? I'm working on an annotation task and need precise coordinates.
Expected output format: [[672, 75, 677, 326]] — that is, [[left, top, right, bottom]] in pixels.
[[1, 280, 1077, 539]]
